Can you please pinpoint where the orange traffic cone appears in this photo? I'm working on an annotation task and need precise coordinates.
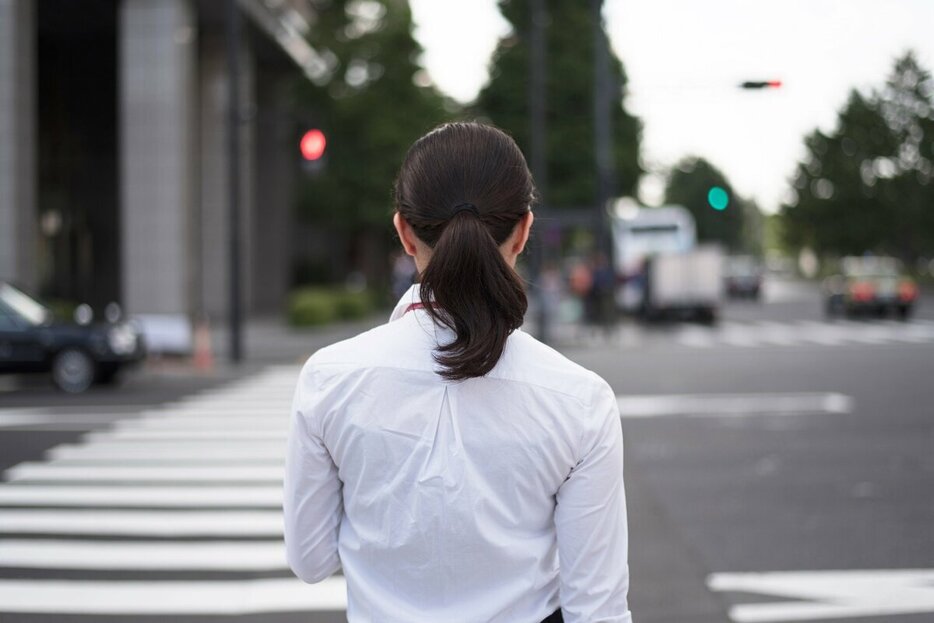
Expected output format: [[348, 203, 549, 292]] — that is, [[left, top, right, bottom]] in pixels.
[[193, 318, 215, 373]]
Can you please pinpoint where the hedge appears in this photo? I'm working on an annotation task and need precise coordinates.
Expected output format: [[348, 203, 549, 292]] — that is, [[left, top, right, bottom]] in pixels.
[[288, 287, 375, 327]]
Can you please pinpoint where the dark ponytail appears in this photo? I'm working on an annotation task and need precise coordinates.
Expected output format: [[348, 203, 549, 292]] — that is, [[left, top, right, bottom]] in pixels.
[[394, 122, 535, 381]]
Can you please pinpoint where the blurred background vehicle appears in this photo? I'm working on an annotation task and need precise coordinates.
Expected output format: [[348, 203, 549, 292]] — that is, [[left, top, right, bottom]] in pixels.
[[0, 282, 145, 393], [822, 256, 918, 320], [610, 203, 723, 322], [724, 255, 764, 300]]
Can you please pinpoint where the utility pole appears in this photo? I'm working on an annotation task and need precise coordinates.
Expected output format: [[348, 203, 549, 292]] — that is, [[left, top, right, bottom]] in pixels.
[[226, 0, 243, 363], [529, 0, 550, 344], [592, 0, 615, 260]]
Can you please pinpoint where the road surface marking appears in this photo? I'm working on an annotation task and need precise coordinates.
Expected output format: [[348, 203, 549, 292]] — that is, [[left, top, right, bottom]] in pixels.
[[0, 577, 346, 615], [115, 415, 289, 430], [718, 323, 759, 347], [617, 393, 852, 418], [0, 411, 136, 430], [0, 485, 282, 507], [47, 441, 284, 462], [793, 321, 846, 346], [676, 319, 934, 349], [0, 509, 282, 536], [753, 321, 802, 346], [85, 429, 288, 441], [5, 463, 284, 483], [0, 539, 289, 571], [708, 569, 934, 622]]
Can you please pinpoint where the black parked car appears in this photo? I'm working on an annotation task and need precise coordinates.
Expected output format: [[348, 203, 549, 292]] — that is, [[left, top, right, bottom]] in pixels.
[[0, 282, 146, 393]]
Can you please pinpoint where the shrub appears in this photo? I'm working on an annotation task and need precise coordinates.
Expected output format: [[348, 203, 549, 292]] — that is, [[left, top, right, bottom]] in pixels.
[[288, 287, 376, 327]]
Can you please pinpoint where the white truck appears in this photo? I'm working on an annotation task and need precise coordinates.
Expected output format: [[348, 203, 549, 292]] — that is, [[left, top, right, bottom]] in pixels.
[[610, 202, 723, 322]]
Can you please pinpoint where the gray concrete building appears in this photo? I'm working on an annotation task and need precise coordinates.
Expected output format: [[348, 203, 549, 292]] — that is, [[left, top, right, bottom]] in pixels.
[[0, 0, 319, 346]]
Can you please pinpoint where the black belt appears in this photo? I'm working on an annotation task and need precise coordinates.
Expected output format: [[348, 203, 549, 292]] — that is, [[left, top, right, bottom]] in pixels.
[[540, 610, 563, 623]]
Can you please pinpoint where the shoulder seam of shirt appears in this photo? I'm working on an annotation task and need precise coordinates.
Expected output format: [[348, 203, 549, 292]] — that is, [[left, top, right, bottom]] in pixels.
[[304, 359, 601, 407]]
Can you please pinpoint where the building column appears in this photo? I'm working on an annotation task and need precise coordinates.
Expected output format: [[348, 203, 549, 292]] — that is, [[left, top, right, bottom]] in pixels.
[[0, 0, 37, 289], [119, 0, 196, 316], [198, 30, 255, 322]]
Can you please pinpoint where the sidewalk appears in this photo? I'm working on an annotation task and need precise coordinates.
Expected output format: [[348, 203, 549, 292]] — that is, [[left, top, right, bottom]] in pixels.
[[208, 314, 387, 365]]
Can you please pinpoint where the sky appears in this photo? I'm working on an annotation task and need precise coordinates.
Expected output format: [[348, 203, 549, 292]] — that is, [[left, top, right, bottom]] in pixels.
[[408, 0, 934, 213]]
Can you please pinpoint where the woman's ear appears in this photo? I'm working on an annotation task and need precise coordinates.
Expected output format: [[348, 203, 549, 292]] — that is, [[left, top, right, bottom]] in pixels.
[[393, 212, 418, 257], [511, 211, 534, 255]]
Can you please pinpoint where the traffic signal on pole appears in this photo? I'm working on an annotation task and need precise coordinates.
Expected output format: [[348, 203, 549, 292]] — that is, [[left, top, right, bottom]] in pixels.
[[739, 80, 782, 89], [300, 129, 326, 161], [707, 186, 729, 211]]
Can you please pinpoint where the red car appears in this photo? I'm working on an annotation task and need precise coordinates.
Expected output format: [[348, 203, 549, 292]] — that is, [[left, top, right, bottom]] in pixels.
[[823, 256, 918, 319]]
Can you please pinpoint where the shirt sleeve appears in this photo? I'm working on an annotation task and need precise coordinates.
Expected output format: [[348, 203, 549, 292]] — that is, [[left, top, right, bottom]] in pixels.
[[554, 378, 632, 623], [283, 363, 344, 583]]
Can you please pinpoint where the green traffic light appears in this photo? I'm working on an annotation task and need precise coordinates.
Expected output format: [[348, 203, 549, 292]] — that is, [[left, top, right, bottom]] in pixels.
[[708, 186, 729, 211]]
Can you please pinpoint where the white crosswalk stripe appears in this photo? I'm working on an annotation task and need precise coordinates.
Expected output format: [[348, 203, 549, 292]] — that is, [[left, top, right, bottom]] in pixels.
[[0, 509, 284, 537], [676, 319, 934, 349], [0, 366, 345, 618]]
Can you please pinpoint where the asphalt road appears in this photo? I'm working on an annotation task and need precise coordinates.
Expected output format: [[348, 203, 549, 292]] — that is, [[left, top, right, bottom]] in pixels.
[[0, 278, 932, 623]]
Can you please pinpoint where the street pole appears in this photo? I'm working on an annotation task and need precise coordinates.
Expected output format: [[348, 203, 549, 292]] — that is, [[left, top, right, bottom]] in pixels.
[[226, 0, 243, 363], [529, 0, 550, 344], [592, 0, 614, 260]]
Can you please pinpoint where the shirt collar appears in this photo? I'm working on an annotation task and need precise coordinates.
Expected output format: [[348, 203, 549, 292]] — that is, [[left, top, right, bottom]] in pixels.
[[388, 283, 426, 323]]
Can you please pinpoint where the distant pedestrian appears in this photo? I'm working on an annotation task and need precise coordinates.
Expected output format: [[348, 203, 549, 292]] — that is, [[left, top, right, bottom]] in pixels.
[[284, 122, 632, 623], [391, 250, 417, 301], [588, 251, 617, 332]]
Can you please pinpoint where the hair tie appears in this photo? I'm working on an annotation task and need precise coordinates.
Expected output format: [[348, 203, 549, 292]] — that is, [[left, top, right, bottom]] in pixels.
[[451, 202, 479, 217]]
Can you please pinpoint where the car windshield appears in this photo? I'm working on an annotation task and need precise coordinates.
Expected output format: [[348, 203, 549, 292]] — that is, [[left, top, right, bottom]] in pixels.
[[842, 257, 900, 278], [0, 283, 50, 326]]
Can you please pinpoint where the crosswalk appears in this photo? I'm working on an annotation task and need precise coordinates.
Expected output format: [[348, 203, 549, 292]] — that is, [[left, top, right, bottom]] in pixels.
[[0, 365, 349, 620], [675, 318, 934, 349]]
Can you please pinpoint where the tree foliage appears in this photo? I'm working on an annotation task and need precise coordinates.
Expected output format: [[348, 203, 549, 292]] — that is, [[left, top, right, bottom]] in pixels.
[[663, 156, 762, 253], [780, 51, 934, 262], [475, 0, 642, 208], [295, 0, 450, 231]]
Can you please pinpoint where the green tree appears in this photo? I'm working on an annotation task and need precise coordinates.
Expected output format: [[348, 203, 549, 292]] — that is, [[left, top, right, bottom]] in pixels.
[[780, 51, 934, 263], [475, 0, 642, 208], [663, 156, 758, 253], [295, 0, 451, 284]]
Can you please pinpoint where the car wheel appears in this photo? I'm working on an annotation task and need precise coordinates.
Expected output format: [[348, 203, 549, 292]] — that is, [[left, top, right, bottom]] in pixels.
[[52, 348, 96, 393], [896, 305, 912, 321]]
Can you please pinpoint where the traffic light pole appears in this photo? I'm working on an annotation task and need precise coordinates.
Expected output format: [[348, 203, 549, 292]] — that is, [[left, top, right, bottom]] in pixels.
[[529, 0, 550, 345], [592, 0, 615, 260], [226, 0, 243, 363]]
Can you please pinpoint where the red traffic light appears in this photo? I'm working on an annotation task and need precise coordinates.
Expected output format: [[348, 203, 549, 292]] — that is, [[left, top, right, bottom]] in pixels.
[[300, 129, 326, 161], [740, 80, 782, 89]]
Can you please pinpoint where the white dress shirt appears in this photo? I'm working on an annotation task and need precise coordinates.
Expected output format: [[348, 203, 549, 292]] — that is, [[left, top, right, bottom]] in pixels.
[[284, 284, 632, 623]]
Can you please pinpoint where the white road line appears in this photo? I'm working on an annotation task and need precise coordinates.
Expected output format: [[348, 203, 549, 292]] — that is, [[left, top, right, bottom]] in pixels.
[[677, 327, 716, 348], [753, 321, 800, 347], [835, 320, 889, 344], [0, 485, 282, 507], [617, 393, 853, 418], [85, 429, 288, 441], [0, 509, 283, 536], [47, 443, 284, 462], [0, 577, 346, 615], [0, 412, 131, 428], [4, 463, 284, 483], [115, 416, 288, 430], [793, 321, 846, 346], [0, 539, 288, 571], [718, 323, 759, 347], [882, 320, 934, 343], [140, 404, 293, 416], [708, 569, 934, 622]]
